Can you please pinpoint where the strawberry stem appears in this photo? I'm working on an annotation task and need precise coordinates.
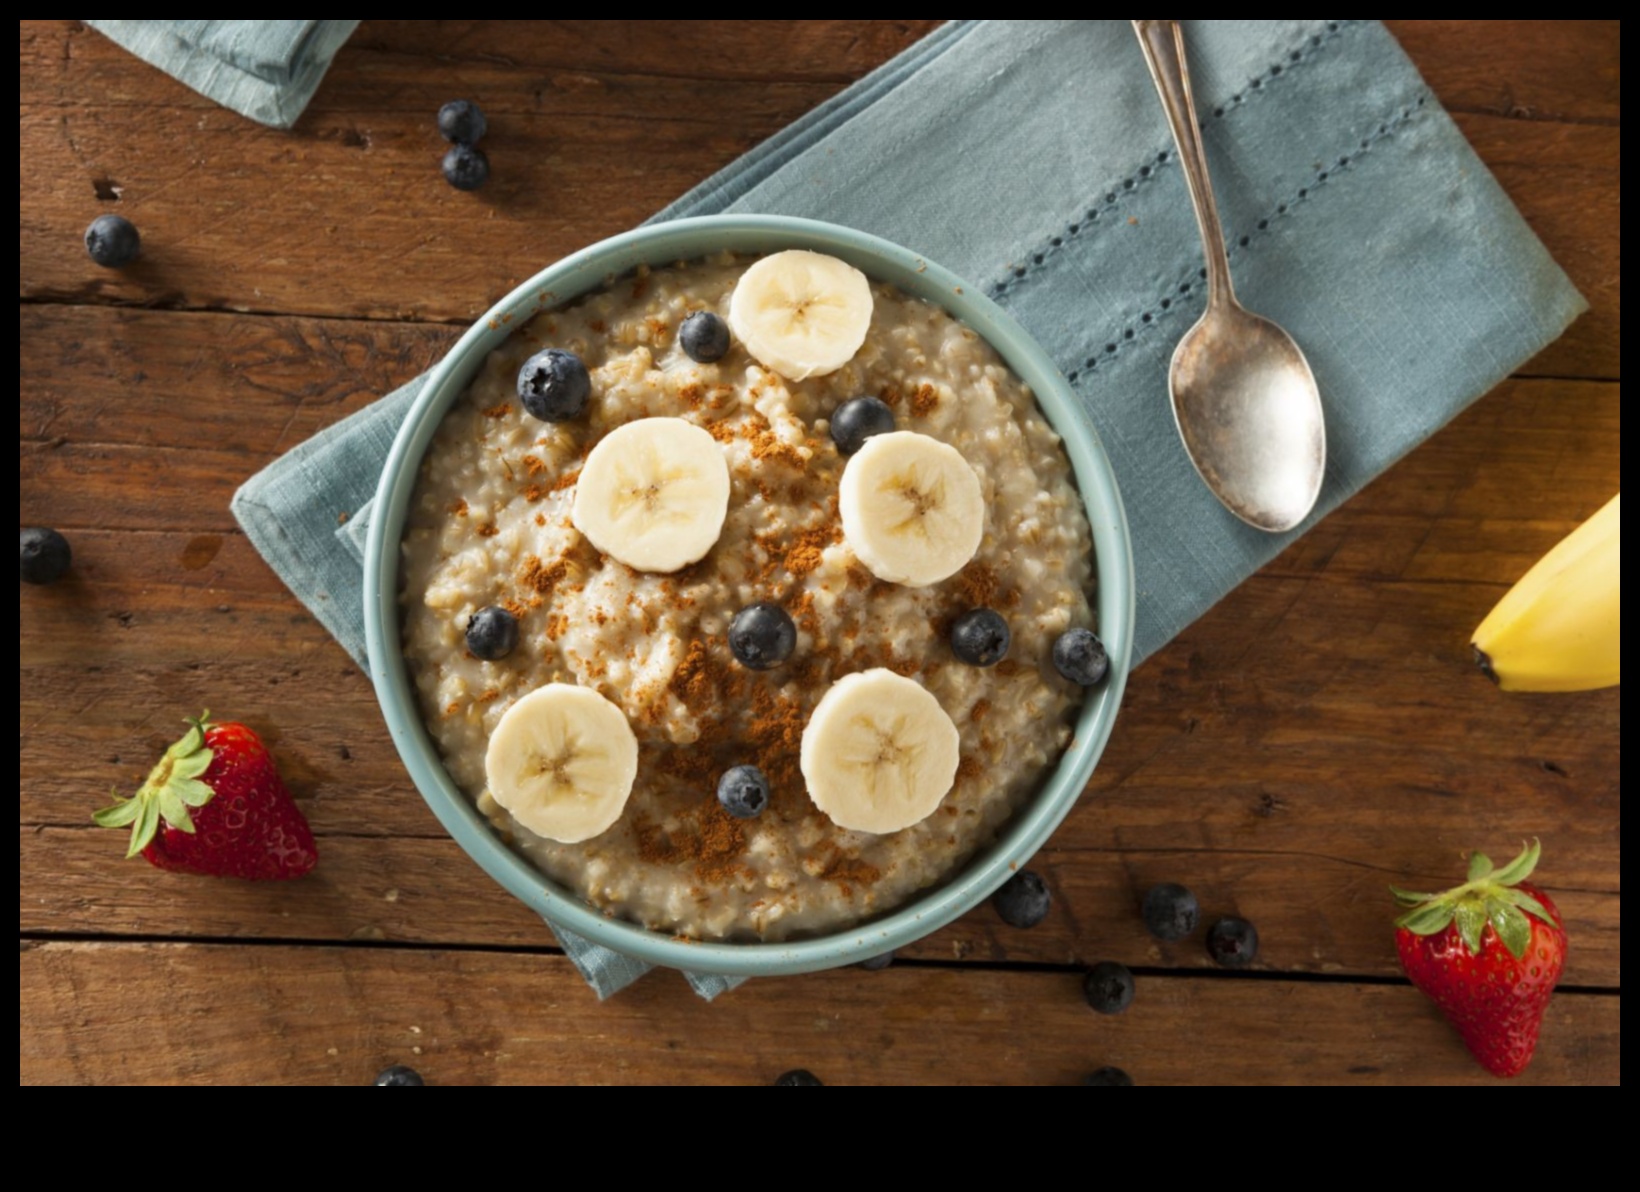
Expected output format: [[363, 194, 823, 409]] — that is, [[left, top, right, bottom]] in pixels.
[[92, 712, 217, 858], [1390, 839, 1552, 960]]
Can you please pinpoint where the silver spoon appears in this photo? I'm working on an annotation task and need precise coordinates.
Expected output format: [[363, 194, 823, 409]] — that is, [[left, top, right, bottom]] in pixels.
[[1132, 19, 1325, 532]]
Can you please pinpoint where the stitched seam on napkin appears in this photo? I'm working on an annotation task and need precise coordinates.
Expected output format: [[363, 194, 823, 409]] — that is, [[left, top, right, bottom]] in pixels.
[[1034, 93, 1432, 386], [992, 19, 1362, 300]]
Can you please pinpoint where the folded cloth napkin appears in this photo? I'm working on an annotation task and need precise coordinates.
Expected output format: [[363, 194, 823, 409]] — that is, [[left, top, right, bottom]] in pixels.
[[85, 20, 359, 128], [234, 19, 1585, 999]]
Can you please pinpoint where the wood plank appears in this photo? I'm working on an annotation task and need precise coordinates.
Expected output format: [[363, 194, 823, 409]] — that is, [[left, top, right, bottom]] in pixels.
[[18, 23, 1619, 380], [1384, 20, 1619, 124], [19, 941, 1619, 1086], [20, 319, 1619, 982]]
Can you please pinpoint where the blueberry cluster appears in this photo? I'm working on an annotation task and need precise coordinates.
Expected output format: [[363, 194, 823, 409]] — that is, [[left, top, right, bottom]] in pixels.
[[438, 99, 491, 191]]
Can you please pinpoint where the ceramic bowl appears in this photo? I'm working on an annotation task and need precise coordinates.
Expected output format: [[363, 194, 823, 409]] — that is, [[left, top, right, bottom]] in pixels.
[[363, 214, 1134, 976]]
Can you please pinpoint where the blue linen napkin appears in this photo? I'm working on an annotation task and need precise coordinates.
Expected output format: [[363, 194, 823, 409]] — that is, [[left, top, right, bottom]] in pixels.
[[84, 20, 359, 128], [233, 19, 1585, 998]]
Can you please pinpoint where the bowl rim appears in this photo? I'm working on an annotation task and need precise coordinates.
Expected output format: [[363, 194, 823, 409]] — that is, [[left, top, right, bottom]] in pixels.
[[363, 213, 1134, 976]]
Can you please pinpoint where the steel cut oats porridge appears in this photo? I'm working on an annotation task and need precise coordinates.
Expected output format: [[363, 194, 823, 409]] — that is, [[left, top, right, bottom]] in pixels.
[[400, 252, 1097, 941]]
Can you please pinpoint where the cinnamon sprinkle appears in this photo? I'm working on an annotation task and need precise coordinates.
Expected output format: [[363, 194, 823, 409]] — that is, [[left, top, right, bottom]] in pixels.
[[476, 522, 499, 538], [482, 402, 512, 419], [909, 383, 939, 417]]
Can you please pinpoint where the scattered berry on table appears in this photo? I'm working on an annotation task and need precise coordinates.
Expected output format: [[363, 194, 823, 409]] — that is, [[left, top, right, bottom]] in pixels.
[[992, 869, 1051, 928], [774, 1069, 823, 1086], [465, 605, 519, 661], [442, 143, 490, 191], [679, 310, 731, 363], [1392, 839, 1567, 1077], [728, 602, 796, 670], [374, 1064, 425, 1086], [516, 348, 592, 422], [93, 713, 318, 880], [1052, 627, 1109, 687], [84, 213, 141, 268], [20, 527, 72, 585], [829, 396, 896, 456], [1206, 917, 1260, 967], [856, 950, 895, 971], [717, 764, 770, 820], [1142, 882, 1200, 941], [1083, 1066, 1135, 1086], [1083, 961, 1135, 1015], [437, 99, 488, 145], [950, 608, 1011, 666]]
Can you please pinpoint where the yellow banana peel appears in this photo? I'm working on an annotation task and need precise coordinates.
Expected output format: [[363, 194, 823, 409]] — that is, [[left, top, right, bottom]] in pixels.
[[1473, 493, 1620, 692]]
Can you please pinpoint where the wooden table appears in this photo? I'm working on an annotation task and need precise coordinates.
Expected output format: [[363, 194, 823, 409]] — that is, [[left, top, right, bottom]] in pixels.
[[19, 20, 1620, 1085]]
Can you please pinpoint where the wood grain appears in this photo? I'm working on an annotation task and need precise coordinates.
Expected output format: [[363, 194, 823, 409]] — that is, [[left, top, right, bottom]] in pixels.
[[19, 21, 1619, 381], [19, 941, 1619, 1086]]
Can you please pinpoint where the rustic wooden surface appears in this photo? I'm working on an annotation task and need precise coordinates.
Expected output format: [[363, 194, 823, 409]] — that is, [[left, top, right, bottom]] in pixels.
[[19, 20, 1620, 1086]]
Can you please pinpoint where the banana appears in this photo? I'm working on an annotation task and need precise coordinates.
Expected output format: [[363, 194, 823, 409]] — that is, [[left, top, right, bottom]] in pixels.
[[571, 416, 731, 573], [800, 668, 961, 834], [485, 684, 640, 843], [1473, 492, 1620, 692], [728, 250, 873, 380], [839, 430, 985, 587]]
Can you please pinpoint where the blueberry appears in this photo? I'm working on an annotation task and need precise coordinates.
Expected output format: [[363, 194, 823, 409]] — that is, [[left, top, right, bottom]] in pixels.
[[950, 608, 1010, 667], [992, 869, 1051, 928], [728, 602, 796, 670], [856, 950, 895, 972], [717, 764, 770, 820], [84, 214, 141, 268], [1052, 627, 1109, 687], [437, 99, 488, 145], [1083, 1066, 1135, 1086], [20, 528, 72, 586], [829, 396, 896, 456], [679, 311, 730, 363], [516, 349, 591, 422], [774, 1069, 823, 1086], [1083, 961, 1135, 1015], [374, 1064, 425, 1086], [442, 143, 490, 191], [465, 606, 519, 661], [1207, 917, 1260, 968], [1141, 883, 1200, 942]]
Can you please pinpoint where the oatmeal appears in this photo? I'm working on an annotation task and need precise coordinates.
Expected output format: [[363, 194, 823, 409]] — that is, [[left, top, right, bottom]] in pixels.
[[400, 252, 1096, 941]]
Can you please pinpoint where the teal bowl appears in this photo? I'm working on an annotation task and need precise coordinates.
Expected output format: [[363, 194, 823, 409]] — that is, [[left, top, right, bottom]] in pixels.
[[363, 215, 1134, 977]]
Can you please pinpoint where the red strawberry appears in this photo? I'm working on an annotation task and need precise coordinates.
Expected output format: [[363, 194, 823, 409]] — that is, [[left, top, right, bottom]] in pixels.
[[1391, 840, 1566, 1078], [94, 713, 317, 880]]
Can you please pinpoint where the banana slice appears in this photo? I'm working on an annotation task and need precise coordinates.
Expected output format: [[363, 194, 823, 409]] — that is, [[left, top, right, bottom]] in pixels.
[[485, 684, 639, 844], [800, 668, 961, 834], [572, 416, 731, 573], [839, 430, 985, 587], [728, 250, 873, 380]]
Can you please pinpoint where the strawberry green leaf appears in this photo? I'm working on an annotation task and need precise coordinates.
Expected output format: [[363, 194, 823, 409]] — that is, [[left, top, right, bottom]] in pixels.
[[1486, 897, 1532, 959], [1453, 901, 1487, 955], [1489, 838, 1541, 888], [1388, 885, 1436, 906], [1395, 901, 1456, 936], [129, 795, 162, 859], [92, 795, 141, 829], [1466, 851, 1494, 882], [174, 777, 214, 807], [1499, 886, 1559, 929], [171, 750, 213, 781], [156, 786, 195, 834]]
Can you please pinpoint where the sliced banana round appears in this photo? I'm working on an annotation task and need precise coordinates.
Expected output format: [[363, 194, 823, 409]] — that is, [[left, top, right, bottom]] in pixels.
[[800, 668, 961, 835], [485, 684, 639, 844], [839, 430, 985, 587], [572, 416, 731, 573], [728, 249, 873, 381]]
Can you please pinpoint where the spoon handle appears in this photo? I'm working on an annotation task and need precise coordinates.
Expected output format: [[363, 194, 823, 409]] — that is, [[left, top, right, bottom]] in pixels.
[[1132, 20, 1234, 308]]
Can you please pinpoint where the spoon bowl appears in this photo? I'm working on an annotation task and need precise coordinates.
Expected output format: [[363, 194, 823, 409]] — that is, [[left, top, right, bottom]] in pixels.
[[1171, 303, 1325, 532], [1135, 19, 1326, 532]]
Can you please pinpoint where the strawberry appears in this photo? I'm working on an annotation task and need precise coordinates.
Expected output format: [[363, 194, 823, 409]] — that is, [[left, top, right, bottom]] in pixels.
[[1391, 840, 1566, 1078], [94, 713, 317, 880]]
